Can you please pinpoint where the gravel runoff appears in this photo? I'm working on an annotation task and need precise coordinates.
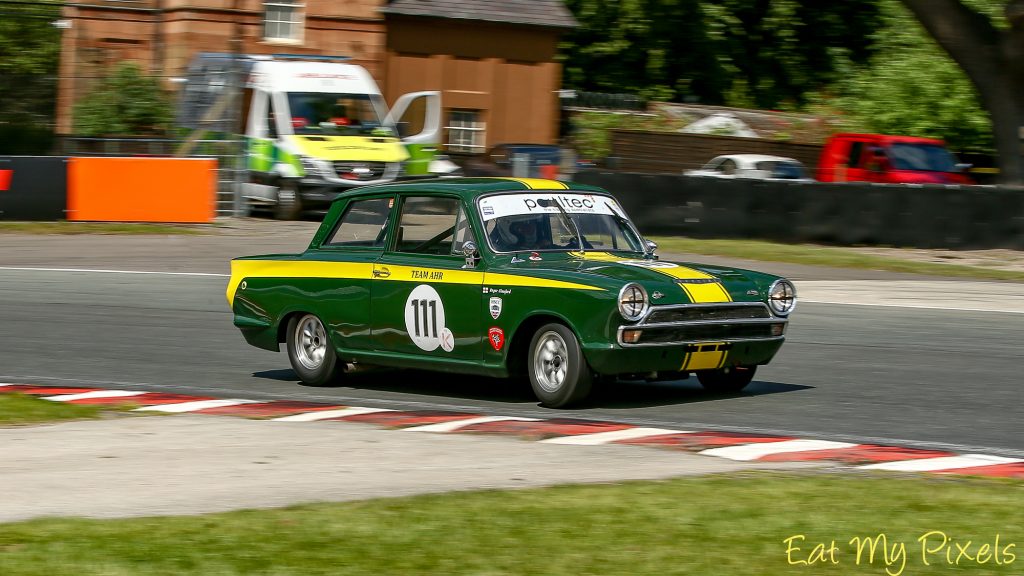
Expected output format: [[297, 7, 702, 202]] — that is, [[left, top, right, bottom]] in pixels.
[[0, 414, 816, 522]]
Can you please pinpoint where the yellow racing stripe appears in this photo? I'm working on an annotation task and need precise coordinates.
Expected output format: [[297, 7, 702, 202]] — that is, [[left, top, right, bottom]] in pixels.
[[499, 177, 570, 190], [681, 343, 729, 371], [227, 260, 374, 305], [575, 251, 730, 302], [679, 282, 733, 303], [227, 259, 604, 305]]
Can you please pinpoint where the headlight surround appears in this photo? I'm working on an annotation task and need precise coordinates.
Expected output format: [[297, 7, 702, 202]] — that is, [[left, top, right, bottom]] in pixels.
[[299, 156, 321, 177], [768, 279, 797, 316], [618, 283, 649, 321]]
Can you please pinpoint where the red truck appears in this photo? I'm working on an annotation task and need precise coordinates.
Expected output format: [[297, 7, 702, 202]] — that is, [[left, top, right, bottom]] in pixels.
[[817, 133, 974, 185]]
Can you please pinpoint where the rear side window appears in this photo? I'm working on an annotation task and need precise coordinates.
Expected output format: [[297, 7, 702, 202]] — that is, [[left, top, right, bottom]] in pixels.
[[395, 196, 462, 255], [324, 197, 393, 247]]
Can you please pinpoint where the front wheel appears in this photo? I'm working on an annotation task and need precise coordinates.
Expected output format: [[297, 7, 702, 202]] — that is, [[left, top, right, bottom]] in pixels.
[[274, 180, 303, 220], [528, 323, 593, 408], [697, 366, 756, 393], [286, 314, 341, 386]]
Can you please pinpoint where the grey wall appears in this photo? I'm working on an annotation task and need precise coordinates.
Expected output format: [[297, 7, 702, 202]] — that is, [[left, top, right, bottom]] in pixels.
[[576, 171, 1024, 250]]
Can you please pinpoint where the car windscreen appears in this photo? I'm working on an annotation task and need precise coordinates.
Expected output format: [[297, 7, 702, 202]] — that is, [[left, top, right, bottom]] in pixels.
[[478, 193, 644, 253], [888, 144, 957, 172], [285, 92, 391, 136]]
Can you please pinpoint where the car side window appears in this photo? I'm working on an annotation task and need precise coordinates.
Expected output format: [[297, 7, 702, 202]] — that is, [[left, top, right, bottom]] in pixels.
[[395, 196, 461, 255], [848, 142, 864, 168], [324, 197, 393, 247], [721, 159, 737, 175]]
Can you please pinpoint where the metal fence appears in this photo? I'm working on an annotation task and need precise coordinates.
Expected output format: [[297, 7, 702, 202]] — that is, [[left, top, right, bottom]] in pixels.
[[57, 136, 245, 216]]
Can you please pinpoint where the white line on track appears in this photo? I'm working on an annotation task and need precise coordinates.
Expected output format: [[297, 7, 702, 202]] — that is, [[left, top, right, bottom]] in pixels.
[[403, 415, 540, 433], [859, 454, 1023, 472], [42, 390, 146, 402], [541, 427, 689, 445], [800, 299, 1024, 315], [272, 407, 396, 422], [0, 266, 228, 277], [699, 439, 858, 461], [134, 399, 258, 413]]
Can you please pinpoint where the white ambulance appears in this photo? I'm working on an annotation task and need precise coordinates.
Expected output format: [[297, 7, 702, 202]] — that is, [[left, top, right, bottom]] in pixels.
[[177, 53, 459, 218]]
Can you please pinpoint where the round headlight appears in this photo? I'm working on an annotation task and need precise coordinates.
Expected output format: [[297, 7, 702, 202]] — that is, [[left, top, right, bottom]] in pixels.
[[768, 279, 797, 316], [618, 283, 648, 321]]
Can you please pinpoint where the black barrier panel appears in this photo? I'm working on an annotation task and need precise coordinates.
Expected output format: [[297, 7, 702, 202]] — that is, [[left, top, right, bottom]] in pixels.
[[0, 156, 68, 221], [573, 171, 1024, 249]]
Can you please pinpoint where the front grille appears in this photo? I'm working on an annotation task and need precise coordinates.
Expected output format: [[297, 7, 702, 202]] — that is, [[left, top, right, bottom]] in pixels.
[[636, 322, 778, 345], [333, 161, 386, 181], [619, 303, 785, 346], [645, 304, 771, 324]]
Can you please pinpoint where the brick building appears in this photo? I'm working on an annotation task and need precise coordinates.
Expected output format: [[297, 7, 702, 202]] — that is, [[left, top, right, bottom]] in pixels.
[[57, 0, 576, 151]]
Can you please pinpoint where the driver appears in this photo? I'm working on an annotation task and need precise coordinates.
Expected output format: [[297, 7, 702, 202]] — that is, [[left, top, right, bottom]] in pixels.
[[490, 216, 552, 251]]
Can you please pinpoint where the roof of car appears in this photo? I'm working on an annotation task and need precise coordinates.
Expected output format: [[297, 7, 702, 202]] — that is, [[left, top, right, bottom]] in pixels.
[[335, 177, 607, 202], [714, 154, 803, 165]]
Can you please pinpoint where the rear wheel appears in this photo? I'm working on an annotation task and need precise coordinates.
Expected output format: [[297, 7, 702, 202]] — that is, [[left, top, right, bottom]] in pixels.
[[528, 323, 592, 408], [697, 366, 756, 393], [286, 314, 341, 386], [274, 180, 303, 220]]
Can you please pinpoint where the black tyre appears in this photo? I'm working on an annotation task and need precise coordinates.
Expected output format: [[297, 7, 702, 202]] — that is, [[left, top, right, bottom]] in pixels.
[[286, 314, 341, 386], [697, 366, 756, 393], [274, 180, 303, 220], [527, 323, 593, 408]]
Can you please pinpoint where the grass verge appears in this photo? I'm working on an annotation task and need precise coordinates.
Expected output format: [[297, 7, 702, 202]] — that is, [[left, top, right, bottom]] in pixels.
[[0, 222, 208, 235], [0, 394, 110, 426], [651, 236, 1024, 282], [0, 473, 1019, 575]]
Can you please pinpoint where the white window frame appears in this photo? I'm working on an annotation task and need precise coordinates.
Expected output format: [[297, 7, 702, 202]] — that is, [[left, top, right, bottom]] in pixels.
[[263, 1, 305, 43], [445, 110, 486, 154]]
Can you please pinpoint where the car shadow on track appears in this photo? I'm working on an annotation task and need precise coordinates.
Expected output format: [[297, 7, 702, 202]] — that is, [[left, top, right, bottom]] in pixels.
[[580, 379, 813, 410], [252, 368, 812, 410]]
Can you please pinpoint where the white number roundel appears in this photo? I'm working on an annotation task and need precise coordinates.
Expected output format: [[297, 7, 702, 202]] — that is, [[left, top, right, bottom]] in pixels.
[[404, 284, 448, 352]]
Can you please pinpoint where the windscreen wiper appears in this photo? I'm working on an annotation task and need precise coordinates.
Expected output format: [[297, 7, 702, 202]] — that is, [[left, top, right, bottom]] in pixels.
[[539, 197, 585, 255]]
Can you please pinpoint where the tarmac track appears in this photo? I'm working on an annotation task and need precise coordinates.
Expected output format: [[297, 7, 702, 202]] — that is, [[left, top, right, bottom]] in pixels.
[[0, 266, 1020, 456]]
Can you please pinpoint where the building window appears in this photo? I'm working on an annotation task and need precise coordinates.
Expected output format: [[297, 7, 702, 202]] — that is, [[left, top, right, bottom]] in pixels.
[[446, 110, 486, 153], [264, 1, 304, 42]]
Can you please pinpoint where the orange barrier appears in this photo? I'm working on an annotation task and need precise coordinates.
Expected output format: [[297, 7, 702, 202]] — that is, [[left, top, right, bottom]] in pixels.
[[68, 157, 217, 223]]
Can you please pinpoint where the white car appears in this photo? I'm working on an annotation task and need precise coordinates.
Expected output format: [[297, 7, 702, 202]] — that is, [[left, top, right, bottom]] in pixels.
[[685, 154, 814, 182]]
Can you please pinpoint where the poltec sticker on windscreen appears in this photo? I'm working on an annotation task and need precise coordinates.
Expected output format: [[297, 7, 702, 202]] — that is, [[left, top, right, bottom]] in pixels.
[[478, 193, 621, 221]]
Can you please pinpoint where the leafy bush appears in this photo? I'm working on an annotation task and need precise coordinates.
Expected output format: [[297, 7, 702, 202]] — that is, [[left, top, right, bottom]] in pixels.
[[73, 62, 172, 136]]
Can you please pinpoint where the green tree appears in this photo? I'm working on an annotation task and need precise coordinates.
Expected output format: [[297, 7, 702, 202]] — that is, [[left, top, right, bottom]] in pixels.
[[0, 1, 62, 153], [817, 0, 994, 154], [72, 62, 172, 137], [560, 0, 882, 108], [897, 0, 1024, 184]]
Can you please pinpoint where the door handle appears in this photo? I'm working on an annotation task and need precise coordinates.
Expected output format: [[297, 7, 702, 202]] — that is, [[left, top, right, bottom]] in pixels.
[[373, 267, 390, 278]]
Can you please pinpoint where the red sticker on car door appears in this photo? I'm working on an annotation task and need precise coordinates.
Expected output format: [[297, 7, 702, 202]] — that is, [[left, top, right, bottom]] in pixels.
[[488, 327, 505, 351]]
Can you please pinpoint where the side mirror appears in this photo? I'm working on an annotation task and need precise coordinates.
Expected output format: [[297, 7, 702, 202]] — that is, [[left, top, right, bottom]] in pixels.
[[644, 240, 659, 260], [462, 240, 480, 269]]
